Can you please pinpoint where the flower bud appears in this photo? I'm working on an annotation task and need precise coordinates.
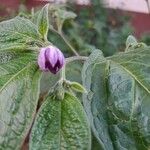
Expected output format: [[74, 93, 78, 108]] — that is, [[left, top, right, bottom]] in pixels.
[[38, 45, 65, 74]]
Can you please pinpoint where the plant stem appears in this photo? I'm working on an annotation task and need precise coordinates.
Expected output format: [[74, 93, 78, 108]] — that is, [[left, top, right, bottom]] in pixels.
[[60, 56, 87, 80], [59, 56, 88, 81], [66, 56, 88, 64], [50, 28, 79, 56], [61, 64, 66, 80], [59, 31, 79, 56]]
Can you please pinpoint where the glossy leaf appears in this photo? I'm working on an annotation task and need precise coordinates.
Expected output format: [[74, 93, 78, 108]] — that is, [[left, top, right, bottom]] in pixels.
[[82, 47, 150, 150], [0, 16, 42, 50], [37, 4, 49, 40], [30, 92, 91, 150], [0, 49, 41, 150]]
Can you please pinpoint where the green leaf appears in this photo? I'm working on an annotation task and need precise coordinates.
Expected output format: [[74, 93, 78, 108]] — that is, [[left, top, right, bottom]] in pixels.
[[70, 82, 87, 93], [55, 9, 77, 20], [125, 35, 147, 51], [0, 16, 42, 51], [0, 49, 42, 150], [66, 61, 83, 83], [126, 35, 138, 48], [82, 47, 150, 150], [82, 50, 113, 150], [30, 92, 91, 150], [92, 134, 102, 150], [37, 4, 49, 40]]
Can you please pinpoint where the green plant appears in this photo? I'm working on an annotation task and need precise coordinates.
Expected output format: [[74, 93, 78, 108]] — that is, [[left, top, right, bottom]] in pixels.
[[0, 3, 149, 150], [52, 0, 133, 56], [141, 33, 150, 45]]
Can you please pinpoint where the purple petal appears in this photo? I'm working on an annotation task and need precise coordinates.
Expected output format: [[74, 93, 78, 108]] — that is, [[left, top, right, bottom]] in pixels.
[[46, 46, 58, 67], [38, 48, 47, 71], [38, 45, 65, 74], [56, 48, 65, 66], [45, 60, 57, 74]]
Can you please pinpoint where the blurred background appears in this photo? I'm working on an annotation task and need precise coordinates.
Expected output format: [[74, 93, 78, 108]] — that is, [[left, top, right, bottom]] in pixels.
[[0, 0, 150, 57], [0, 1, 149, 149]]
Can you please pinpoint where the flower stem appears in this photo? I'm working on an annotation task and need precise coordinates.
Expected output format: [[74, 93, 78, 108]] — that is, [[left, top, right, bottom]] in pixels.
[[60, 56, 87, 80], [60, 64, 66, 80], [50, 28, 79, 56], [59, 31, 79, 56], [66, 56, 88, 64]]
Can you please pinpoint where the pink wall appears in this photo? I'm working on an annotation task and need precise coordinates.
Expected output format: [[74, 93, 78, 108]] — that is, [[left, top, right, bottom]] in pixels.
[[103, 0, 150, 14], [131, 12, 150, 37], [0, 0, 150, 38], [0, 0, 19, 16], [25, 0, 46, 9]]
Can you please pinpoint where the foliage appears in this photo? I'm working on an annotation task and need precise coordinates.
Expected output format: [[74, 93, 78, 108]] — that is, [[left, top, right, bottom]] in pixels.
[[0, 15, 42, 149], [48, 0, 133, 56], [30, 92, 91, 150], [82, 45, 150, 150], [141, 33, 150, 45], [0, 2, 149, 150]]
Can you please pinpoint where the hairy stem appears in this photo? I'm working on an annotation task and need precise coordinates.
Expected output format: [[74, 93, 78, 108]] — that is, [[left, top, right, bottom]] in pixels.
[[59, 56, 87, 82], [61, 64, 66, 80], [59, 31, 79, 56], [66, 56, 88, 64], [50, 28, 79, 56]]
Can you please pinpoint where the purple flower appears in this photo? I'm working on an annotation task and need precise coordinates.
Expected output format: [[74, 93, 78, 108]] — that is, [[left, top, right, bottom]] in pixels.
[[38, 45, 65, 74]]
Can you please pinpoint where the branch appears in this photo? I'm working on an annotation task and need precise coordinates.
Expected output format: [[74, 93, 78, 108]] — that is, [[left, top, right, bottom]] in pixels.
[[50, 28, 80, 56], [66, 56, 88, 64]]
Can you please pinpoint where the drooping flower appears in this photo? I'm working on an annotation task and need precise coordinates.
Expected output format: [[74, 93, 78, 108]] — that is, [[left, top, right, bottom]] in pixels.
[[38, 45, 65, 74]]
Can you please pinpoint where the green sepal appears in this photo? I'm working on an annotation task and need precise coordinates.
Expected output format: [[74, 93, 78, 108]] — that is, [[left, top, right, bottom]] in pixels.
[[70, 82, 87, 93]]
